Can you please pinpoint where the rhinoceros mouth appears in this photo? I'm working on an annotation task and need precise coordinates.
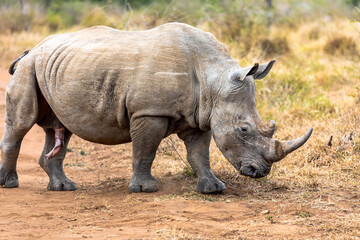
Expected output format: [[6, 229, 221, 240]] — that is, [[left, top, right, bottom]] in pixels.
[[237, 159, 272, 178], [240, 165, 270, 178]]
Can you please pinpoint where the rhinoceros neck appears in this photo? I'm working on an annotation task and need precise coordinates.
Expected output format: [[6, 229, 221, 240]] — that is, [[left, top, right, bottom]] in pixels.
[[193, 60, 239, 131], [190, 50, 239, 130]]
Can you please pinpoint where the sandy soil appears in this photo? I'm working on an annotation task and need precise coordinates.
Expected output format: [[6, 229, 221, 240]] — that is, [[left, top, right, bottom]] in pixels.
[[0, 68, 359, 239]]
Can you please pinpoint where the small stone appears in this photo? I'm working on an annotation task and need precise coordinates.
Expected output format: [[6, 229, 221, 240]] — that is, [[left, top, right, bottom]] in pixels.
[[261, 210, 270, 215]]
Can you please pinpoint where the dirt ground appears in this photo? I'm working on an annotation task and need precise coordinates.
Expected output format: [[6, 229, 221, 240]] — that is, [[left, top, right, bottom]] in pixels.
[[0, 67, 359, 240]]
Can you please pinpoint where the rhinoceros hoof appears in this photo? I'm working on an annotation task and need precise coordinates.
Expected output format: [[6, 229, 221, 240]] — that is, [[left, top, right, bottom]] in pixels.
[[47, 178, 76, 191], [0, 168, 19, 188], [129, 176, 159, 193], [196, 176, 226, 194]]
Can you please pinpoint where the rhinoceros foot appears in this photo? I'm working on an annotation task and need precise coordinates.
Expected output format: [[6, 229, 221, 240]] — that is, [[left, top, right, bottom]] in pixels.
[[129, 175, 159, 193], [0, 167, 19, 188], [196, 175, 226, 194], [47, 177, 76, 191]]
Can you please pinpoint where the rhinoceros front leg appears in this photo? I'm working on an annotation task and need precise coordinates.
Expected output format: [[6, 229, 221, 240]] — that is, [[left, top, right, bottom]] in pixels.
[[39, 128, 76, 191], [128, 117, 169, 193], [178, 129, 226, 193]]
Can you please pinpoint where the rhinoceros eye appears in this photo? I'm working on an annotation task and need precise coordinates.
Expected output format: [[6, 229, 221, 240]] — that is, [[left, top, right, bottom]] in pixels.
[[237, 125, 250, 135], [235, 126, 252, 140], [241, 127, 248, 132]]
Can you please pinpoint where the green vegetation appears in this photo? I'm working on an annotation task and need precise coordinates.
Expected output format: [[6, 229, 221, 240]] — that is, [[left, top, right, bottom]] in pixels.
[[298, 211, 311, 218], [183, 166, 196, 177], [267, 215, 274, 224]]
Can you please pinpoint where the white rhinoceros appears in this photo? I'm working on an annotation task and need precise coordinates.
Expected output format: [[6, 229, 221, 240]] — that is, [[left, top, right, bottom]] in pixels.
[[0, 23, 312, 193]]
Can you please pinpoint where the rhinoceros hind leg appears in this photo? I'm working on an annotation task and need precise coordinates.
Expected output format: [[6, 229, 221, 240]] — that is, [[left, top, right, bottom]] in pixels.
[[128, 117, 169, 193], [1, 62, 39, 188], [39, 128, 76, 191], [0, 125, 33, 188], [0, 169, 18, 188], [178, 129, 226, 194]]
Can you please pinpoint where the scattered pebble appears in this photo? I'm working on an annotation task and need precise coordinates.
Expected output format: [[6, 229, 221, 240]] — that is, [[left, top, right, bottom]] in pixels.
[[261, 210, 270, 215]]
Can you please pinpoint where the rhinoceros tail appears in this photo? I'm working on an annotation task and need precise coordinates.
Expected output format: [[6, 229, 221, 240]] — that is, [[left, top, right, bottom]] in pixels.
[[8, 50, 30, 75]]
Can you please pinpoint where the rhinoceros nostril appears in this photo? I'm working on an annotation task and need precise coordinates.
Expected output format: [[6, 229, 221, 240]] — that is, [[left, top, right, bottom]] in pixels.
[[241, 165, 256, 176], [249, 166, 259, 178]]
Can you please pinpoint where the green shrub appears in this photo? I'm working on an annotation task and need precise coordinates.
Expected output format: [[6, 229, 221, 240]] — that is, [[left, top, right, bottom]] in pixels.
[[50, 1, 90, 28], [45, 12, 63, 31]]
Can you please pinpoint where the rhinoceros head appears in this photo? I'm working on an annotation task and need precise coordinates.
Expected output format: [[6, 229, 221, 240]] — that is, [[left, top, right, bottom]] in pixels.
[[210, 60, 313, 178]]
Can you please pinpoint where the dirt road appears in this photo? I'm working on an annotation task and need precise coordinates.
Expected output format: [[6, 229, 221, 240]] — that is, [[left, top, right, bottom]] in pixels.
[[0, 68, 359, 239]]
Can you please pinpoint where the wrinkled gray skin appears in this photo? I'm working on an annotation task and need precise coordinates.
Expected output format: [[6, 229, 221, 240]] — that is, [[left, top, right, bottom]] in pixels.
[[0, 23, 312, 193]]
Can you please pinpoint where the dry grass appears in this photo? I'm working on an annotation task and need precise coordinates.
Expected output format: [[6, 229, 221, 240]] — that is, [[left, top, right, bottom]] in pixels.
[[0, 31, 47, 68]]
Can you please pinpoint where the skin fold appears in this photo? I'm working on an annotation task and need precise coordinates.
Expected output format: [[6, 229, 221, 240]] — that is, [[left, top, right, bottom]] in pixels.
[[0, 23, 312, 193]]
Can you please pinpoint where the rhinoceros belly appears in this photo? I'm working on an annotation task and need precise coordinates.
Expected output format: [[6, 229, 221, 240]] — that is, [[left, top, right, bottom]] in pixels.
[[48, 76, 130, 144]]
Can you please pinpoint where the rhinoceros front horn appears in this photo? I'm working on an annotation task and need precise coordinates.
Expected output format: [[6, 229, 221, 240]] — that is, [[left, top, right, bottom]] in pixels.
[[283, 128, 313, 155], [271, 128, 313, 162]]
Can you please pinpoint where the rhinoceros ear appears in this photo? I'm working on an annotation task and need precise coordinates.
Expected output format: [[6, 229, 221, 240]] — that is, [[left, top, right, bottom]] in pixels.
[[253, 60, 276, 80], [230, 63, 259, 82]]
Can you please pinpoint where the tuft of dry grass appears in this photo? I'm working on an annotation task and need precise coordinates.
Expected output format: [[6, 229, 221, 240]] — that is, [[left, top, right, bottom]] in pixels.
[[355, 84, 360, 104], [260, 37, 291, 58]]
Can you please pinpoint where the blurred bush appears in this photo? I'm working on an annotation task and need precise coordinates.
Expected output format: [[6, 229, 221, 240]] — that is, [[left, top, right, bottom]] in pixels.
[[0, 0, 355, 33], [260, 37, 290, 57], [0, 3, 43, 33], [81, 7, 114, 28], [324, 36, 358, 57]]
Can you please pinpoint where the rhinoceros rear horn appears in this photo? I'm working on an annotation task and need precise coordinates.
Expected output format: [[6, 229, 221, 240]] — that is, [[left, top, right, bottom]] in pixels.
[[230, 63, 259, 81], [253, 59, 276, 80]]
